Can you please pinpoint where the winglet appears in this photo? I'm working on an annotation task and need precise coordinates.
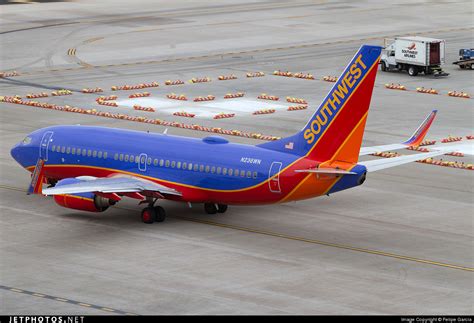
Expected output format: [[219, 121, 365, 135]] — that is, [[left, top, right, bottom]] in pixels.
[[27, 158, 45, 195], [403, 110, 437, 147]]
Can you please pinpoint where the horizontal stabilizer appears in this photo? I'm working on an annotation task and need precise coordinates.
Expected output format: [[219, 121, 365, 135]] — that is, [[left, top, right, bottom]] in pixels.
[[294, 168, 357, 175]]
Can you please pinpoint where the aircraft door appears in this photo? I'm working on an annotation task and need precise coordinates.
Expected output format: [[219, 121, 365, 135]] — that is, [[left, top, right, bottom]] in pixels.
[[268, 161, 282, 193], [138, 153, 148, 172], [39, 131, 53, 161]]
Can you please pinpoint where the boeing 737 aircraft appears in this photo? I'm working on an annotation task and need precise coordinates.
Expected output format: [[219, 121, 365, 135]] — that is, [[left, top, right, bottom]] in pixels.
[[10, 45, 453, 223]]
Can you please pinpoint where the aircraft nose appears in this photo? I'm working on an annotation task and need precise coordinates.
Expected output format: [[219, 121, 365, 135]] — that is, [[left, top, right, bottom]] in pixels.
[[10, 143, 22, 163]]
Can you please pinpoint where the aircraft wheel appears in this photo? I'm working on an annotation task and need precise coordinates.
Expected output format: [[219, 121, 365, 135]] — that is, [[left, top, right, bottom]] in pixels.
[[204, 203, 217, 214], [154, 206, 166, 222], [141, 207, 156, 224], [217, 204, 228, 213]]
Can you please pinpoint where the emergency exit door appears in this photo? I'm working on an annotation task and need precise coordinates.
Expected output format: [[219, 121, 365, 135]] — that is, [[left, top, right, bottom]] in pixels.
[[268, 162, 282, 193], [138, 153, 148, 172]]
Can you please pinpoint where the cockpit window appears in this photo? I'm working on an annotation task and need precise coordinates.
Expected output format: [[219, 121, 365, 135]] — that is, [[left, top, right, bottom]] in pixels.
[[22, 136, 32, 145]]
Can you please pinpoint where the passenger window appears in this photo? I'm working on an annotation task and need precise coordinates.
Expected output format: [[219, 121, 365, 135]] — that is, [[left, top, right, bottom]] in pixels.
[[159, 159, 164, 167], [217, 167, 221, 174], [193, 164, 198, 171], [247, 171, 251, 178], [103, 152, 107, 159], [51, 145, 56, 152], [135, 156, 140, 163], [82, 149, 87, 156], [66, 147, 71, 154], [211, 166, 216, 174], [153, 159, 158, 166], [92, 150, 97, 158], [228, 169, 233, 176], [98, 151, 103, 158], [235, 169, 239, 176], [61, 146, 66, 153], [182, 162, 187, 169], [125, 155, 129, 162], [199, 165, 204, 172], [253, 172, 257, 179], [223, 168, 227, 175], [205, 165, 210, 173], [72, 148, 77, 155], [119, 154, 124, 161], [130, 155, 135, 163], [114, 153, 118, 160], [177, 161, 181, 169], [165, 160, 170, 167], [171, 161, 176, 168], [239, 170, 244, 177], [147, 157, 151, 165], [87, 150, 92, 157], [188, 163, 193, 171]]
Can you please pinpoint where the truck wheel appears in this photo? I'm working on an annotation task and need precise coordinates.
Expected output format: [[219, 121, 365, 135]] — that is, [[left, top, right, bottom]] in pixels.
[[408, 66, 418, 76], [397, 64, 404, 71], [460, 65, 465, 69], [381, 62, 387, 71]]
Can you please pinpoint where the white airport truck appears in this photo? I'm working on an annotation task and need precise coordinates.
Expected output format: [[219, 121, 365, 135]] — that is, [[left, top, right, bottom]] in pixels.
[[380, 36, 448, 76]]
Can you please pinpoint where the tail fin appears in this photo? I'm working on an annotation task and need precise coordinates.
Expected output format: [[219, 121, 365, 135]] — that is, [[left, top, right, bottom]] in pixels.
[[258, 45, 382, 164]]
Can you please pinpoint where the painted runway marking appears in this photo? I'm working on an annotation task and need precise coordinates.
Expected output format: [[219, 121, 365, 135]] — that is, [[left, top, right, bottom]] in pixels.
[[0, 285, 137, 315], [20, 26, 473, 76], [170, 215, 474, 272], [0, 184, 471, 273]]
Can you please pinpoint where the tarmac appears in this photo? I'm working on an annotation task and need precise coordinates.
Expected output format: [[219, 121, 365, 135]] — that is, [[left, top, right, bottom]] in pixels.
[[0, 0, 473, 315]]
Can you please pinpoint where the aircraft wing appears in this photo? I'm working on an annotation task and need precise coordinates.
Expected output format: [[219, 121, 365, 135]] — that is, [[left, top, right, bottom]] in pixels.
[[359, 110, 437, 156], [42, 175, 181, 197], [359, 149, 452, 173], [429, 142, 474, 156]]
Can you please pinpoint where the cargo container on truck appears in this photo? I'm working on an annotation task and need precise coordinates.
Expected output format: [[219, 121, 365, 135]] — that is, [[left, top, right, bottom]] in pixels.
[[380, 36, 448, 76]]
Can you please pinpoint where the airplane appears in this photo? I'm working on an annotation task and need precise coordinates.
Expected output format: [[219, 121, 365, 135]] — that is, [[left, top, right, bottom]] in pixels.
[[10, 45, 455, 224]]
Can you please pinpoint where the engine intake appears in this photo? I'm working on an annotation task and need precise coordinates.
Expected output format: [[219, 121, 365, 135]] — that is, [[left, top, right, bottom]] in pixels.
[[52, 178, 114, 212]]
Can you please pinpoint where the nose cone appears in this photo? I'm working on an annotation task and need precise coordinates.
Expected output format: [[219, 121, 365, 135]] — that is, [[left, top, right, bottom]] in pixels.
[[10, 143, 22, 164]]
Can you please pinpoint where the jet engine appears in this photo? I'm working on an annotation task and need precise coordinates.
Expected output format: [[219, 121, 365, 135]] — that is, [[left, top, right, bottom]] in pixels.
[[52, 178, 115, 212]]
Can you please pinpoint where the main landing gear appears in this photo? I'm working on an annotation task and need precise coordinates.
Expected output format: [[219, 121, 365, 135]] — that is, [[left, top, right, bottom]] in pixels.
[[141, 206, 166, 224], [140, 201, 228, 224], [204, 203, 228, 214]]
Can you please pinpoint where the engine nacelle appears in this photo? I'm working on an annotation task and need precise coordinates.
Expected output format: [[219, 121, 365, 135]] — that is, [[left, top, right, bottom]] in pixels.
[[53, 178, 114, 212]]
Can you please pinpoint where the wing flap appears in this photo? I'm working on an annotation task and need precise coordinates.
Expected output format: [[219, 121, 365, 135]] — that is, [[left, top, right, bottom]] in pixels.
[[42, 175, 181, 196]]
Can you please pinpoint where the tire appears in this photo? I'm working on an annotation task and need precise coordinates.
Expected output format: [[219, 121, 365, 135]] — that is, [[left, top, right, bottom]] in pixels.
[[408, 66, 418, 76], [141, 207, 156, 224], [397, 63, 403, 71], [204, 203, 217, 214], [380, 61, 387, 71], [154, 206, 166, 222], [460, 65, 465, 69], [217, 204, 228, 213]]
